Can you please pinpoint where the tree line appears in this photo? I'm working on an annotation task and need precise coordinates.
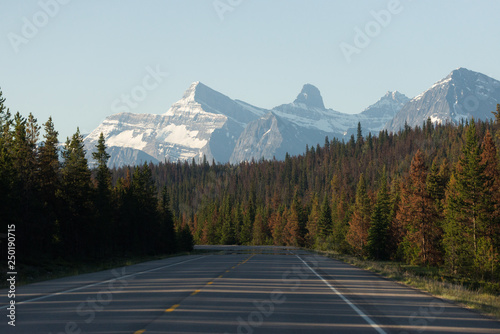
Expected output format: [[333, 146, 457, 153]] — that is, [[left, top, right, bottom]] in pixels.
[[1, 84, 499, 283], [129, 108, 500, 282], [0, 89, 192, 267]]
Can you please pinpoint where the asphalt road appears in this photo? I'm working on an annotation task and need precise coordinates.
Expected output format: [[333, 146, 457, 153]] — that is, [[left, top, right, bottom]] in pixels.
[[1, 246, 499, 334]]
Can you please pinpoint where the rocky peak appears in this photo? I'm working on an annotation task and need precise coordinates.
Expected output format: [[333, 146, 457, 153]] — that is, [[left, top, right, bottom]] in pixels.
[[293, 84, 325, 109]]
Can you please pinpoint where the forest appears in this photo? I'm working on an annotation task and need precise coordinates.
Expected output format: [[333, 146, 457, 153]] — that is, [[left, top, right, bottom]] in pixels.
[[1, 86, 499, 284], [0, 89, 193, 267]]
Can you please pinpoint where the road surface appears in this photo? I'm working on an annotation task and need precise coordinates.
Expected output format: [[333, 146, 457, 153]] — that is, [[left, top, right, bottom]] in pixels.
[[1, 246, 499, 333]]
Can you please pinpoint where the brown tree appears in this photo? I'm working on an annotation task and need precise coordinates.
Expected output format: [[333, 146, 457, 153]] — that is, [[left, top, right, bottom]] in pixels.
[[395, 150, 441, 265]]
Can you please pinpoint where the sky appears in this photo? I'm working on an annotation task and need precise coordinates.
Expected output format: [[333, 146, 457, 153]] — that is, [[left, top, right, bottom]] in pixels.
[[1, 0, 500, 140]]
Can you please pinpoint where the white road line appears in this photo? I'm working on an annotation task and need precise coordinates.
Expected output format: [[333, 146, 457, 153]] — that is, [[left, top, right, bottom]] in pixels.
[[296, 255, 387, 334], [0, 256, 207, 309]]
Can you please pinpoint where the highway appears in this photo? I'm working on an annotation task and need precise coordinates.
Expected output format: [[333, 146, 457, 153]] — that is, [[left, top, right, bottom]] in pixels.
[[1, 246, 499, 333]]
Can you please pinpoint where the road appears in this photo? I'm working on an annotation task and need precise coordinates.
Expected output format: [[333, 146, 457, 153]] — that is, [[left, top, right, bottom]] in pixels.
[[1, 246, 499, 333]]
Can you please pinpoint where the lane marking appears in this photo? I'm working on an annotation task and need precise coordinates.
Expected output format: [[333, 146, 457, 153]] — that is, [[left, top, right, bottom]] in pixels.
[[296, 255, 387, 334], [225, 270, 230, 273], [207, 281, 213, 285], [191, 289, 201, 296], [165, 304, 180, 312], [134, 330, 146, 334], [218, 275, 223, 278], [0, 256, 208, 309]]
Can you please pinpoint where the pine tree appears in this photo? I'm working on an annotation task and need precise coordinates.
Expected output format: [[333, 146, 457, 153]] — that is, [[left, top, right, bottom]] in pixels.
[[395, 150, 441, 265], [367, 168, 391, 260], [59, 128, 93, 257], [347, 173, 372, 256], [131, 163, 159, 254], [318, 194, 332, 238], [285, 198, 302, 246], [443, 121, 493, 275], [252, 208, 267, 245], [159, 186, 176, 254], [92, 133, 113, 254], [219, 195, 235, 244], [477, 131, 500, 277], [305, 194, 320, 247], [36, 117, 60, 255]]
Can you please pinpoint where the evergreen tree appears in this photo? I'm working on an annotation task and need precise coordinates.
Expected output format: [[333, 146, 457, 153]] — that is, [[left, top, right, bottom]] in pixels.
[[59, 129, 93, 257], [131, 163, 159, 254], [252, 208, 267, 245], [219, 195, 235, 244], [478, 131, 500, 277], [36, 117, 60, 255], [318, 194, 333, 238], [347, 173, 371, 256], [367, 168, 391, 260], [285, 198, 302, 246], [92, 133, 113, 253], [159, 186, 176, 253], [443, 121, 493, 275], [395, 150, 441, 265], [176, 224, 194, 252], [305, 194, 320, 247]]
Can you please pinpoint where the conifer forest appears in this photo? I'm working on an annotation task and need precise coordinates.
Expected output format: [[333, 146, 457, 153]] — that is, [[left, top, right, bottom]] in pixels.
[[1, 89, 499, 286]]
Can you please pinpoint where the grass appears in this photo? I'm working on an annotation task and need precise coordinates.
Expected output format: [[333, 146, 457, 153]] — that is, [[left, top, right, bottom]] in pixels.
[[315, 250, 500, 320], [0, 250, 209, 288]]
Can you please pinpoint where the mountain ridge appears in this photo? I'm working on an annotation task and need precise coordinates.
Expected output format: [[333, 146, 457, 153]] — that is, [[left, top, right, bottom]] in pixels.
[[84, 68, 500, 167]]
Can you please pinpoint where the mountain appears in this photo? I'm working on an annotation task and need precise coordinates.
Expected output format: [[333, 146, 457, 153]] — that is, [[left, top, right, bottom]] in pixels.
[[357, 91, 410, 133], [230, 85, 410, 163], [84, 82, 266, 167], [385, 68, 500, 133], [84, 68, 500, 167], [230, 84, 355, 163], [85, 82, 410, 167]]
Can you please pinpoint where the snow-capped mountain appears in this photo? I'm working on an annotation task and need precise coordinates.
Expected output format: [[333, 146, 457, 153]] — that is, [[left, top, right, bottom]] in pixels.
[[84, 82, 266, 167], [357, 91, 410, 134], [230, 85, 410, 163], [385, 68, 500, 133], [84, 82, 412, 167], [84, 68, 500, 167], [230, 84, 354, 163]]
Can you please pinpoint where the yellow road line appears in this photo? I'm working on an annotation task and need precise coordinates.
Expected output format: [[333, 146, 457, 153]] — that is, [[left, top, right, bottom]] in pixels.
[[191, 289, 201, 296], [218, 275, 223, 278], [134, 330, 146, 334], [207, 281, 213, 285], [165, 304, 180, 312]]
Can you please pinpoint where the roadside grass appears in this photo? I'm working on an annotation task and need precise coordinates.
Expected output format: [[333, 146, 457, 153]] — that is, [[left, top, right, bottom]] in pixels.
[[0, 250, 211, 288], [316, 250, 500, 320]]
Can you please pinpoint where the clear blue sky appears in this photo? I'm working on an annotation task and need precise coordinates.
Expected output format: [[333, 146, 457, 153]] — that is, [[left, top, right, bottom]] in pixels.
[[1, 0, 500, 140]]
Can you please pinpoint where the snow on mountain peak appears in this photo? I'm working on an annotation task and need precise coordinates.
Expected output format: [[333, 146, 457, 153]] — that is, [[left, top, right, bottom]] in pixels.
[[293, 84, 325, 109], [363, 91, 409, 113]]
